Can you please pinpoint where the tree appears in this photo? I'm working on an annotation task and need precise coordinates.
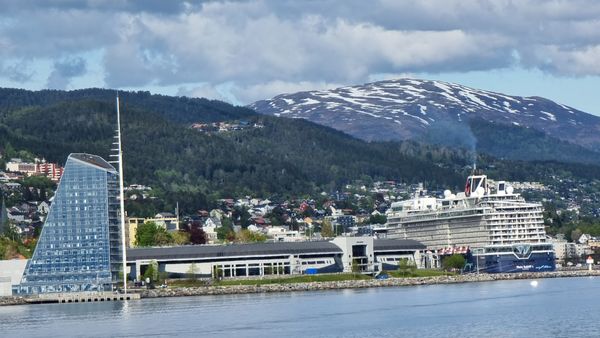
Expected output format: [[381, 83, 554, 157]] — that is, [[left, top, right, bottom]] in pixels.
[[143, 260, 159, 283], [351, 259, 360, 273], [217, 225, 234, 241], [397, 258, 416, 277], [267, 206, 288, 226], [187, 263, 199, 280], [442, 254, 466, 272], [369, 214, 387, 225], [3, 143, 16, 160], [232, 207, 251, 228], [571, 229, 583, 243], [153, 229, 173, 246], [186, 223, 207, 245], [135, 222, 173, 247], [320, 219, 334, 238], [236, 229, 267, 243], [135, 222, 159, 247], [212, 265, 223, 279], [171, 231, 190, 245]]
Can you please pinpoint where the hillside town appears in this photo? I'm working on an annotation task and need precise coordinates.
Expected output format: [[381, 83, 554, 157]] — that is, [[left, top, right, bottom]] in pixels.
[[2, 149, 599, 268], [190, 120, 264, 133]]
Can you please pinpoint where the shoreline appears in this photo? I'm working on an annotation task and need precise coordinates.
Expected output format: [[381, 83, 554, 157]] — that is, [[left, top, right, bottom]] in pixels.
[[2, 270, 599, 306], [139, 270, 600, 299]]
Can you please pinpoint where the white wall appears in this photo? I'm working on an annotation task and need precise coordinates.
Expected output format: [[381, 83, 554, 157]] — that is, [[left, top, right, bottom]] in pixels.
[[0, 259, 28, 296], [0, 277, 12, 297], [331, 237, 375, 272]]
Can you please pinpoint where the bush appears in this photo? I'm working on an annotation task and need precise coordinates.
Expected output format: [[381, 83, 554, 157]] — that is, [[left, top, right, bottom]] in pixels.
[[442, 254, 466, 272], [397, 258, 416, 277]]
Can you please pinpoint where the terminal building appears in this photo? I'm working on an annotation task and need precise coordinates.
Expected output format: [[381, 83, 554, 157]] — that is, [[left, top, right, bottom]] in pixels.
[[18, 154, 123, 294], [126, 237, 426, 279]]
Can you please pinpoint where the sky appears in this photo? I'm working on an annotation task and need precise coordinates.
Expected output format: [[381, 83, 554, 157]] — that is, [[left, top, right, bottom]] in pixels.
[[1, 0, 600, 115]]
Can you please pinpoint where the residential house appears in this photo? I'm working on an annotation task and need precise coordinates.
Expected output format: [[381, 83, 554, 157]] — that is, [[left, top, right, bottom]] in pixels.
[[203, 217, 221, 244], [7, 206, 28, 223], [6, 159, 37, 174], [578, 233, 591, 244], [266, 226, 305, 242], [210, 209, 225, 220], [37, 201, 51, 218]]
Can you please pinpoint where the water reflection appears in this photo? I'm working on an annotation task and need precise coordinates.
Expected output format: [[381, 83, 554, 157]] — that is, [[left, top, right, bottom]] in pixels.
[[1, 277, 599, 338]]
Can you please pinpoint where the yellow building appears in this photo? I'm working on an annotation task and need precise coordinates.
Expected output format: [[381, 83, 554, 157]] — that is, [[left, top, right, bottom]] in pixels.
[[127, 213, 179, 247]]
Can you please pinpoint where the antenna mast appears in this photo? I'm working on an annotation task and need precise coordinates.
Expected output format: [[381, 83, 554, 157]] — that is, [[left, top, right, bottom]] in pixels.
[[115, 93, 128, 294]]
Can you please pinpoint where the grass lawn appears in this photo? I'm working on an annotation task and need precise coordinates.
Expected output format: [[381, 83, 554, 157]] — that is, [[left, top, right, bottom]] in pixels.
[[215, 273, 371, 286], [165, 270, 455, 289], [387, 269, 455, 278], [167, 279, 209, 288]]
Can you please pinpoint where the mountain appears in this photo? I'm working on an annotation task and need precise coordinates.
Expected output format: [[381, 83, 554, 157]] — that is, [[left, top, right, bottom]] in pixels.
[[0, 88, 464, 214], [249, 79, 600, 161], [3, 87, 600, 217]]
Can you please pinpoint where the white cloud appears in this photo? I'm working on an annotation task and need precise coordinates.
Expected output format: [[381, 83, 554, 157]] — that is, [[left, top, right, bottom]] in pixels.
[[231, 80, 342, 103], [1, 0, 600, 102], [533, 45, 600, 75], [177, 83, 229, 101], [47, 57, 87, 89]]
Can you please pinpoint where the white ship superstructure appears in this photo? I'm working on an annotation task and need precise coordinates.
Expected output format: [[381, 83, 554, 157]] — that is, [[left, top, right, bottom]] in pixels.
[[385, 174, 547, 250]]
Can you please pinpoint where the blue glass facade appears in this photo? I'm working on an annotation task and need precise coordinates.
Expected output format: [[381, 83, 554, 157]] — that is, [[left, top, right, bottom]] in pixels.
[[19, 154, 122, 294]]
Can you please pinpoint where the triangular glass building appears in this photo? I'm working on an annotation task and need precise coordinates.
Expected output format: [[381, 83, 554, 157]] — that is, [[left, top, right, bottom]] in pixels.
[[19, 153, 122, 294]]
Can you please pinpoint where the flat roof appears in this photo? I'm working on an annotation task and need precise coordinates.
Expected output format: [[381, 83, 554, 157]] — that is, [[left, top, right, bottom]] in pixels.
[[127, 241, 343, 261], [70, 153, 116, 172], [126, 238, 426, 261], [374, 239, 426, 251]]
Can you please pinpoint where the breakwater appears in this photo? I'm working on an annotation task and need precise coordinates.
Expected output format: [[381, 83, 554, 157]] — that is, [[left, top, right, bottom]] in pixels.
[[141, 269, 600, 299], [2, 270, 598, 306]]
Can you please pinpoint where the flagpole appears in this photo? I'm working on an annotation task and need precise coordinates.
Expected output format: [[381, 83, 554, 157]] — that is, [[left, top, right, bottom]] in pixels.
[[116, 93, 128, 294]]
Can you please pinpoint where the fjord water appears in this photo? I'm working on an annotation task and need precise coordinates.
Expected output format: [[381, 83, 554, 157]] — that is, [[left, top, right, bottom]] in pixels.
[[2, 277, 599, 338]]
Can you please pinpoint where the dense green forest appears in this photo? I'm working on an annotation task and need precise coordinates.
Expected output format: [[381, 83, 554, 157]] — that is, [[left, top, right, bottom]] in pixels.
[[2, 88, 600, 216], [469, 118, 600, 166], [0, 88, 254, 123], [0, 89, 463, 213]]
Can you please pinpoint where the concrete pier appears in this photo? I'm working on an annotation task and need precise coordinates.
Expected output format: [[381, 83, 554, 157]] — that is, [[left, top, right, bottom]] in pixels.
[[28, 292, 140, 304]]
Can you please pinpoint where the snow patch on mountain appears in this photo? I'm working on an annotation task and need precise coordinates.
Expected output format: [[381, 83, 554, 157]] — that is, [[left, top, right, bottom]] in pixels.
[[249, 78, 600, 150]]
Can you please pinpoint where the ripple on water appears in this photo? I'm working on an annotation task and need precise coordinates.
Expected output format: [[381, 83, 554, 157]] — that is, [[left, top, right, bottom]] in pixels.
[[1, 277, 599, 338]]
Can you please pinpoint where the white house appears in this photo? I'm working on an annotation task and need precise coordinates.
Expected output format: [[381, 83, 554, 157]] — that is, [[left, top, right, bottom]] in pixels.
[[578, 233, 591, 244], [267, 226, 305, 242], [203, 217, 221, 244], [37, 201, 51, 215]]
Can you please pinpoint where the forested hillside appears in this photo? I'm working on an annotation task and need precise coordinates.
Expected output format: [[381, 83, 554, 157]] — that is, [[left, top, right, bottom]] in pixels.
[[2, 88, 600, 215], [0, 90, 462, 213], [0, 88, 255, 123], [468, 119, 600, 165]]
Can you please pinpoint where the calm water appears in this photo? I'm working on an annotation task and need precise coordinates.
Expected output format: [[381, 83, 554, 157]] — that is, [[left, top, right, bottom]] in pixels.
[[1, 277, 600, 338]]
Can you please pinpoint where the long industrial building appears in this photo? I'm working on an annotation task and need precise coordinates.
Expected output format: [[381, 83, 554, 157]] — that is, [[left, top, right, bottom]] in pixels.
[[126, 237, 427, 280], [1, 237, 427, 295]]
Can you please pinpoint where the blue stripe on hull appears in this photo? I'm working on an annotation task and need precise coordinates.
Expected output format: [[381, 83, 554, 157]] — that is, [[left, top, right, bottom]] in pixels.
[[483, 252, 556, 273]]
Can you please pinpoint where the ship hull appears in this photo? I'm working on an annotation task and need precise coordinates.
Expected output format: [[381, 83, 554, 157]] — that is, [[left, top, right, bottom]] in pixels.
[[480, 252, 556, 273]]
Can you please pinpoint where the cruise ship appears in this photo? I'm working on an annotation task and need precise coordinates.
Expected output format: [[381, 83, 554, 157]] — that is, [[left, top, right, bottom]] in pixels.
[[384, 173, 555, 273]]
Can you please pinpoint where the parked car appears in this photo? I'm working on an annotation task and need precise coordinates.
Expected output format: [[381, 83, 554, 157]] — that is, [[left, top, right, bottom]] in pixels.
[[376, 273, 389, 280]]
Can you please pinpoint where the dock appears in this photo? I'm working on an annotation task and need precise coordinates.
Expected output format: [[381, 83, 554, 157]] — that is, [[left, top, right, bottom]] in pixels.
[[25, 292, 141, 304]]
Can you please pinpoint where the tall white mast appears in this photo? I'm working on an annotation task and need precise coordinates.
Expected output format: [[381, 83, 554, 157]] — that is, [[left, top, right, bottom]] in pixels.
[[116, 93, 128, 294]]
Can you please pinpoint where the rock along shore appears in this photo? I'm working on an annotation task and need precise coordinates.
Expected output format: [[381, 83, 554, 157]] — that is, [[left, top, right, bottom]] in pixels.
[[140, 270, 600, 299], [1, 270, 598, 306]]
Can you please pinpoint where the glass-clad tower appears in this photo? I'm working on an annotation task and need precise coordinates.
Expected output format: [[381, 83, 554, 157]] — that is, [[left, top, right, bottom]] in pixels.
[[19, 153, 122, 294]]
